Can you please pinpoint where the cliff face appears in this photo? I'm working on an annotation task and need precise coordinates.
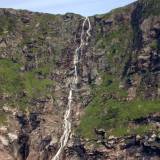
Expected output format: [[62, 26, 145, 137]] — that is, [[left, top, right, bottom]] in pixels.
[[0, 0, 160, 160]]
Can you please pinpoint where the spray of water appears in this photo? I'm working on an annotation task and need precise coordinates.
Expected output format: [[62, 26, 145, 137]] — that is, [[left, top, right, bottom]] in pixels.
[[52, 17, 91, 160]]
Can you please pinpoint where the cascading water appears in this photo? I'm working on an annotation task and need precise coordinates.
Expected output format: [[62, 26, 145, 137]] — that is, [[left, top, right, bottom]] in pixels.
[[52, 16, 91, 160]]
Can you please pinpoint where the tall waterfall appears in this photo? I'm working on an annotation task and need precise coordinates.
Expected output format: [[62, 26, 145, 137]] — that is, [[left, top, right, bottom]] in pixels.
[[52, 17, 91, 160]]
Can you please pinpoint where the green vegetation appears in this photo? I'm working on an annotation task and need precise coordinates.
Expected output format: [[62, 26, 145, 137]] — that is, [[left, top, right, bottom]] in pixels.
[[0, 0, 160, 139], [0, 12, 60, 112], [101, 3, 132, 19], [111, 124, 153, 137], [0, 15, 16, 35], [23, 71, 53, 97], [0, 59, 54, 110], [150, 40, 158, 50], [140, 0, 160, 18], [34, 66, 52, 76], [78, 73, 160, 138], [0, 112, 7, 125], [79, 7, 160, 139], [78, 0, 160, 139], [96, 21, 133, 76], [0, 59, 22, 93]]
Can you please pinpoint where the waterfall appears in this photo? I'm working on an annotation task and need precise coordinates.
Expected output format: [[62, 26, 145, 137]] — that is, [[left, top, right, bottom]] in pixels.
[[52, 16, 91, 160]]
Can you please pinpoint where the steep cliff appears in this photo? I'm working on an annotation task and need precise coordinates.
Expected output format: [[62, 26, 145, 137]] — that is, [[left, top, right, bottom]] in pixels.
[[0, 0, 160, 159]]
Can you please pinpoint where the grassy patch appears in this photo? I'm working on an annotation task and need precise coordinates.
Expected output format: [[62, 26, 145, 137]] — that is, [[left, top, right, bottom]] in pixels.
[[0, 112, 7, 125], [150, 40, 158, 50], [140, 0, 160, 18], [23, 71, 53, 98], [0, 59, 54, 110], [96, 22, 132, 76], [0, 59, 22, 93], [0, 15, 16, 35], [78, 73, 160, 138], [111, 124, 154, 137]]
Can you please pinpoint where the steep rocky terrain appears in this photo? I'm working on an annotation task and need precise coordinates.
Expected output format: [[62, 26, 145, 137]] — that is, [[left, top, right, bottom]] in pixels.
[[0, 0, 160, 159]]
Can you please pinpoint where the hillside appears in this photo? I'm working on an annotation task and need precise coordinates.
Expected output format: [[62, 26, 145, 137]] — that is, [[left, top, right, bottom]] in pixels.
[[0, 0, 160, 159]]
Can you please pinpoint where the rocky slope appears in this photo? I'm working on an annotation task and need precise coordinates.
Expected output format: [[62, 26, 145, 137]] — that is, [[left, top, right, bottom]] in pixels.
[[0, 0, 160, 159]]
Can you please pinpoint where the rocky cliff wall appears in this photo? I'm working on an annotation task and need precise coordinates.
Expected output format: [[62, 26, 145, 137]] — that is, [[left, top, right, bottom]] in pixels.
[[0, 0, 160, 159]]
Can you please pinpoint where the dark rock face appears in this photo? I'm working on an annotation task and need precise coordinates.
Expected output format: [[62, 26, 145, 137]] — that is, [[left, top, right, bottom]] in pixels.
[[16, 113, 29, 130], [65, 133, 160, 160], [0, 0, 160, 160], [18, 133, 30, 160], [29, 112, 40, 130], [132, 114, 160, 125], [39, 136, 52, 151], [125, 134, 160, 159], [131, 1, 143, 50]]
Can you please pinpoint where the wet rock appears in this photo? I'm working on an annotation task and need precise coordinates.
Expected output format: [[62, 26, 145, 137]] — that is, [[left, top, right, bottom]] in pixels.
[[132, 114, 160, 125], [87, 150, 104, 160], [123, 136, 137, 149], [18, 133, 30, 160], [39, 135, 51, 151], [29, 112, 40, 130], [68, 144, 87, 159], [16, 113, 29, 130]]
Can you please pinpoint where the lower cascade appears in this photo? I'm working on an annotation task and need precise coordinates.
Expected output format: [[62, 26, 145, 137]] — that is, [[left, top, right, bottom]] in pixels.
[[52, 17, 91, 160]]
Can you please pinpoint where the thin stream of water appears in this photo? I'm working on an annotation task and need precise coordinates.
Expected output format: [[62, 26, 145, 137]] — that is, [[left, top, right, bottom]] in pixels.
[[52, 17, 91, 160]]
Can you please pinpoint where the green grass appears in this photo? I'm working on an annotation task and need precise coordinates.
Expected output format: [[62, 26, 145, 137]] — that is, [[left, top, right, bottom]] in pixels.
[[101, 2, 132, 19], [111, 124, 154, 137], [0, 59, 54, 110], [150, 40, 158, 50], [33, 66, 52, 76], [78, 0, 160, 138], [96, 22, 133, 76], [78, 73, 160, 138], [0, 59, 22, 93], [140, 0, 160, 18], [0, 15, 16, 35], [0, 112, 7, 125], [23, 71, 53, 98]]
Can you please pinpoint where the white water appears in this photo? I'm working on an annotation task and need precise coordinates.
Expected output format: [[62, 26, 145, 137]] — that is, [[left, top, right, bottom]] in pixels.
[[52, 17, 91, 160]]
